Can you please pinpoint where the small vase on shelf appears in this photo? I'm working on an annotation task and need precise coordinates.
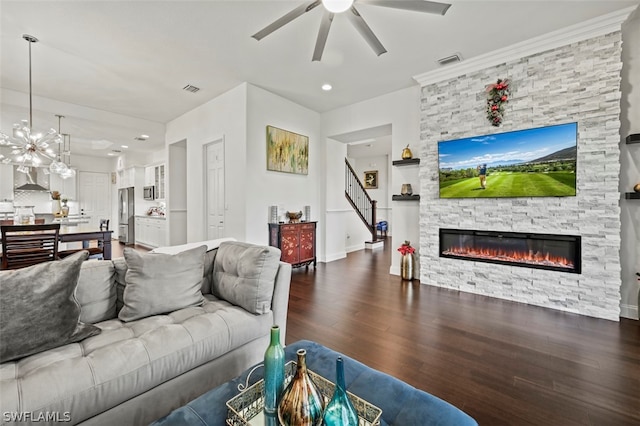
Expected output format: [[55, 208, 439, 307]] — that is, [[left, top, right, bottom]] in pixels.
[[323, 357, 358, 426], [263, 325, 285, 415], [401, 144, 413, 159], [277, 349, 324, 426]]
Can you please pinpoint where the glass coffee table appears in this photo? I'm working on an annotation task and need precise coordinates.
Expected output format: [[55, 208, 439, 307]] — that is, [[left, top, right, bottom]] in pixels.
[[151, 340, 477, 426]]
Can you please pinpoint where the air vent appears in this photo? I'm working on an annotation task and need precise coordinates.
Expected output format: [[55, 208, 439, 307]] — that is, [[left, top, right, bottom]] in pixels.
[[183, 84, 201, 93], [437, 53, 462, 66]]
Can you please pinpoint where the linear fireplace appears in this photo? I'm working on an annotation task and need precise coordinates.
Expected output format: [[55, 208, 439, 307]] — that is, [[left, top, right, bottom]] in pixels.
[[440, 229, 581, 274]]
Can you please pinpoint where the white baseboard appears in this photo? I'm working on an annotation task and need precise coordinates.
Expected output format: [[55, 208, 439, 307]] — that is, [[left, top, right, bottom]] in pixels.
[[365, 240, 384, 250], [620, 304, 639, 320], [389, 265, 400, 276], [346, 243, 364, 253], [324, 251, 347, 263]]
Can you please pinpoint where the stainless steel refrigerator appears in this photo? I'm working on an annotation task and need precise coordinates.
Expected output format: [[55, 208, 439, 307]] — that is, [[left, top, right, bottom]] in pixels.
[[118, 187, 135, 245]]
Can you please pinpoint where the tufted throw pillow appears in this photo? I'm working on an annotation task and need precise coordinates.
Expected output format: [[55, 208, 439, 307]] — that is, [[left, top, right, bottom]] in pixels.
[[0, 251, 101, 363], [118, 245, 207, 322], [212, 241, 281, 314]]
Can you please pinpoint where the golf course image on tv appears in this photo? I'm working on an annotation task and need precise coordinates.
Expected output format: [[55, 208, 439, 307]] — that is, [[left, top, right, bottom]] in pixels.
[[438, 122, 577, 198]]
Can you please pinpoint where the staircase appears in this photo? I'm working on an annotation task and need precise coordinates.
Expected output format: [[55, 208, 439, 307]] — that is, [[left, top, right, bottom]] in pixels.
[[344, 159, 380, 246]]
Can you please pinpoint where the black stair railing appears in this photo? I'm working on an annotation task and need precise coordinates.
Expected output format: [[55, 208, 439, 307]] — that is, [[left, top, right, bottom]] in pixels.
[[345, 159, 377, 242]]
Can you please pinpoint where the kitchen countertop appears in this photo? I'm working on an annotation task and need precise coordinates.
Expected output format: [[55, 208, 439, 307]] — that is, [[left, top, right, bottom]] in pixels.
[[135, 215, 166, 220]]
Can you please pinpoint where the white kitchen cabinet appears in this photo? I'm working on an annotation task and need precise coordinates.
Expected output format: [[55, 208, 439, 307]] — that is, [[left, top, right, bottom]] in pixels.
[[144, 166, 155, 187], [154, 164, 165, 200], [135, 216, 166, 248], [50, 170, 77, 200], [0, 164, 13, 200]]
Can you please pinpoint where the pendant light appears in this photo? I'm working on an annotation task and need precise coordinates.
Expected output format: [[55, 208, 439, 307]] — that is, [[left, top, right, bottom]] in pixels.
[[0, 34, 62, 173], [49, 115, 69, 175]]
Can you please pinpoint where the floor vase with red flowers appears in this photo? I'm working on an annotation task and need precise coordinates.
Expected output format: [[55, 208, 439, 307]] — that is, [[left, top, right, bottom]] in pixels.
[[398, 241, 415, 280]]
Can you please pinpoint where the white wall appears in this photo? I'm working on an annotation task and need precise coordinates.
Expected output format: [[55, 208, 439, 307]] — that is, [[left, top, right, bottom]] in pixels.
[[322, 87, 421, 274], [245, 85, 322, 246], [165, 83, 248, 243], [620, 8, 640, 319]]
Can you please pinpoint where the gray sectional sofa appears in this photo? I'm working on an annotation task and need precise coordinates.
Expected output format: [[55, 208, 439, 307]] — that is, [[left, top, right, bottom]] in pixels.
[[0, 240, 292, 425]]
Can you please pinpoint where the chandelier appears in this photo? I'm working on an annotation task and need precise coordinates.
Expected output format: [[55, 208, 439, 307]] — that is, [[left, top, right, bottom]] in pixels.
[[0, 34, 62, 173], [49, 115, 76, 179]]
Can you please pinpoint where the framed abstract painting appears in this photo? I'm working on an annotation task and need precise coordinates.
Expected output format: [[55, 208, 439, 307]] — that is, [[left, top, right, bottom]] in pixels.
[[266, 125, 309, 175]]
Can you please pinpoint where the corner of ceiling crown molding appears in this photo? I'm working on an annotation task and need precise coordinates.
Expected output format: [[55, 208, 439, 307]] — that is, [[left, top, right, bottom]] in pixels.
[[413, 5, 637, 87]]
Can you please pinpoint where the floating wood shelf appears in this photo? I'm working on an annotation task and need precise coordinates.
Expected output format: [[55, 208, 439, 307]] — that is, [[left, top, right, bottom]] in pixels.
[[624, 192, 640, 199], [392, 194, 420, 201], [392, 158, 420, 166], [626, 134, 639, 144]]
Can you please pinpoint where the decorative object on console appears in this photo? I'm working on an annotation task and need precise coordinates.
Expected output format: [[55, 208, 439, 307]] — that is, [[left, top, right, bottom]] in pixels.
[[401, 183, 413, 195], [270, 205, 279, 223], [304, 205, 311, 222], [0, 251, 100, 363], [634, 183, 640, 193], [286, 211, 303, 223], [363, 170, 378, 189], [323, 356, 358, 426], [277, 349, 325, 426], [485, 78, 510, 126], [0, 35, 62, 172], [401, 144, 413, 159], [266, 126, 309, 175], [398, 241, 415, 280], [438, 122, 577, 198], [264, 325, 285, 415]]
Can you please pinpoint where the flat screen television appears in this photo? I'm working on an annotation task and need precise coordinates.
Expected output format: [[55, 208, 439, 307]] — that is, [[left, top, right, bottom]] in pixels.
[[438, 122, 577, 198]]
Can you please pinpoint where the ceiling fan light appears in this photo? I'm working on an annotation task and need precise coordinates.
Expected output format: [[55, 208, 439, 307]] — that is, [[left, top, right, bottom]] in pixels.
[[322, 0, 354, 13]]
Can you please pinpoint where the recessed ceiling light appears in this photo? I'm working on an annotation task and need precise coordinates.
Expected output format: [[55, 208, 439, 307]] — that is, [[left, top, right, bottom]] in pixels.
[[107, 153, 115, 156], [121, 145, 129, 149], [322, 83, 332, 91], [134, 134, 149, 141]]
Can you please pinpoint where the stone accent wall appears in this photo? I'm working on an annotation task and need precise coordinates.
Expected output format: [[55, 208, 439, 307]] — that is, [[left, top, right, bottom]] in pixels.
[[418, 31, 623, 321]]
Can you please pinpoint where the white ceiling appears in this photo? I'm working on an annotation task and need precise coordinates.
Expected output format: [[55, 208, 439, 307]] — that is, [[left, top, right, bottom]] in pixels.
[[1, 0, 638, 158]]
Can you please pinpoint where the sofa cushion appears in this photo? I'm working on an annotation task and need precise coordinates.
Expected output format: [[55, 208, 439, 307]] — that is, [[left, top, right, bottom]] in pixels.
[[118, 245, 207, 322], [212, 241, 281, 314], [76, 259, 117, 323], [0, 251, 101, 363], [0, 295, 273, 423]]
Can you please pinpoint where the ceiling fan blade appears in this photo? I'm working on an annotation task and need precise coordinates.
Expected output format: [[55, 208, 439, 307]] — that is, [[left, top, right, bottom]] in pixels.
[[357, 0, 451, 16], [313, 11, 335, 62], [346, 6, 387, 57], [252, 0, 322, 41]]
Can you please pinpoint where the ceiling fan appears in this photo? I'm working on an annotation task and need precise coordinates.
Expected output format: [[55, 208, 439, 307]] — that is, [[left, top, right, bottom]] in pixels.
[[252, 0, 452, 61]]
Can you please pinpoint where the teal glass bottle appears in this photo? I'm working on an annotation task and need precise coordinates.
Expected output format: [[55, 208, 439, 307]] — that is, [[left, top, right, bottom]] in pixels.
[[323, 357, 358, 426], [263, 325, 285, 414]]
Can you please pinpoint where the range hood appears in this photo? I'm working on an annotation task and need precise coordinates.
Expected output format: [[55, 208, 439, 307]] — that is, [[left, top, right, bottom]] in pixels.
[[14, 166, 50, 192]]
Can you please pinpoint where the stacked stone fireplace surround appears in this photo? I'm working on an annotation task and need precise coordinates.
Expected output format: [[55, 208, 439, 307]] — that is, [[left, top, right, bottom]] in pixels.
[[418, 31, 623, 321]]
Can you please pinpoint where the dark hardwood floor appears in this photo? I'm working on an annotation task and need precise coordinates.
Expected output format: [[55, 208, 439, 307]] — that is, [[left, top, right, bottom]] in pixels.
[[285, 238, 640, 426]]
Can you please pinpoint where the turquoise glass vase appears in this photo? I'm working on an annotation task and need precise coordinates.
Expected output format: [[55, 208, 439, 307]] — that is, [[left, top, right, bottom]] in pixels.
[[263, 325, 285, 414], [278, 349, 325, 426], [323, 357, 358, 426]]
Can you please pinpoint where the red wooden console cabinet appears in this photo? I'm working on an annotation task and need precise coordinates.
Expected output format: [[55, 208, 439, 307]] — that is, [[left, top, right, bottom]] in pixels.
[[269, 222, 316, 268]]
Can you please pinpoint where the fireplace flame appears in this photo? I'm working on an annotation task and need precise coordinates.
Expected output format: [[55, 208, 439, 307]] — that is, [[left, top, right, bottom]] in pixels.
[[443, 246, 574, 269]]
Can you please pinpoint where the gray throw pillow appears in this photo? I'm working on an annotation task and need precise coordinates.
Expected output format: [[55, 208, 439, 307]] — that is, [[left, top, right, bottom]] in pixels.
[[0, 251, 101, 363], [212, 241, 281, 314], [118, 245, 207, 322]]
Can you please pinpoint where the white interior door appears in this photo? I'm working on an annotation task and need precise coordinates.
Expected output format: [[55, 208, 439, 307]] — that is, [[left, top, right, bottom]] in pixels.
[[205, 140, 225, 240], [79, 172, 110, 229]]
